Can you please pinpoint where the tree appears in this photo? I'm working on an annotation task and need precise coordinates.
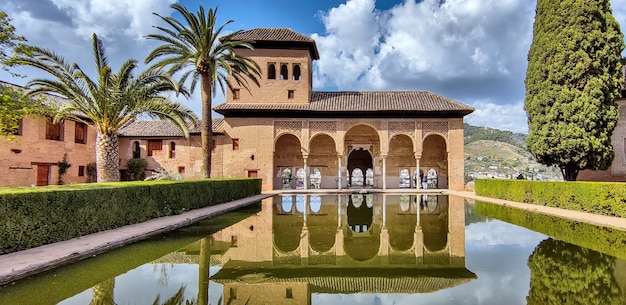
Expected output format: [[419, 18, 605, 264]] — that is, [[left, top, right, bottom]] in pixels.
[[0, 11, 30, 74], [524, 0, 625, 181], [146, 4, 260, 178], [0, 84, 43, 140], [15, 34, 198, 182]]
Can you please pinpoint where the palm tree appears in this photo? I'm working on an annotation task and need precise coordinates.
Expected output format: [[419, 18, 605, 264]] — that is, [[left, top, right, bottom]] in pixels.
[[146, 4, 261, 178], [15, 34, 198, 182]]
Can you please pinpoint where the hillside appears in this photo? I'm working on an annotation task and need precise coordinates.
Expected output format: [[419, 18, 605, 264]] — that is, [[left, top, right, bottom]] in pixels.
[[463, 124, 561, 181]]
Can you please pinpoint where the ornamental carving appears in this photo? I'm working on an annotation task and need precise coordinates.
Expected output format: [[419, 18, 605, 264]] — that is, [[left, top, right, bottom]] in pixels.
[[422, 121, 449, 138], [309, 121, 337, 139], [388, 121, 415, 138], [274, 120, 303, 140]]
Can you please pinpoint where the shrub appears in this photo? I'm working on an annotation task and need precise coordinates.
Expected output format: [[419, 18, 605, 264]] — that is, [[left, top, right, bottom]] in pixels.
[[126, 158, 148, 181], [475, 179, 626, 218], [0, 178, 261, 254]]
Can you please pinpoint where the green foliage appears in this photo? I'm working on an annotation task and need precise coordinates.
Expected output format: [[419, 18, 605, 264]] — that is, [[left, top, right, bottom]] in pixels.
[[475, 201, 626, 259], [0, 178, 262, 254], [0, 11, 30, 75], [524, 0, 625, 181], [126, 158, 147, 181], [527, 238, 621, 305], [57, 153, 71, 185], [0, 84, 45, 140], [475, 179, 626, 218], [13, 33, 198, 182], [146, 4, 261, 178]]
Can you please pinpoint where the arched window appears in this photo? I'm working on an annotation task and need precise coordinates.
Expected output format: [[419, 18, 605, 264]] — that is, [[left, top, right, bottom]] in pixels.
[[292, 64, 301, 80], [365, 168, 374, 186], [399, 169, 411, 188], [310, 168, 321, 189], [281, 195, 293, 212], [282, 168, 292, 189], [169, 141, 176, 158], [295, 195, 305, 213], [351, 168, 364, 186], [296, 168, 306, 189], [309, 195, 321, 213], [132, 141, 141, 159], [427, 169, 438, 189], [280, 64, 288, 80], [268, 63, 276, 79]]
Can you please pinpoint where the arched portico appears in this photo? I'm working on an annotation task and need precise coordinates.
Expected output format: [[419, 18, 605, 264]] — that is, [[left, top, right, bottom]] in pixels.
[[308, 134, 338, 189], [274, 134, 303, 189], [344, 125, 380, 188], [421, 134, 448, 189]]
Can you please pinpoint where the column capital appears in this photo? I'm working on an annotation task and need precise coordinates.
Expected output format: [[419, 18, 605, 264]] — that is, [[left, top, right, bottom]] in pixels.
[[381, 154, 388, 159], [414, 153, 422, 159]]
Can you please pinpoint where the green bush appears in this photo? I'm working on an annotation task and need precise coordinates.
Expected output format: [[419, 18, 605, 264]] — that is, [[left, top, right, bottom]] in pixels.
[[475, 179, 626, 218], [0, 178, 261, 254], [126, 158, 148, 181]]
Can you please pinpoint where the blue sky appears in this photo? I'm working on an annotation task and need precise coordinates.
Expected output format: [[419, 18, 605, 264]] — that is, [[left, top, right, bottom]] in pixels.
[[1, 0, 626, 133]]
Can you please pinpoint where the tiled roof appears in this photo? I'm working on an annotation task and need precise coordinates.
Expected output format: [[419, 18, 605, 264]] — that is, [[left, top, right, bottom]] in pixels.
[[228, 28, 315, 43], [214, 91, 474, 116], [118, 118, 224, 137]]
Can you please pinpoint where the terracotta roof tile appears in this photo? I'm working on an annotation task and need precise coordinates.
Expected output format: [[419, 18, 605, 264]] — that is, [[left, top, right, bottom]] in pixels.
[[214, 91, 474, 115], [118, 118, 224, 137], [228, 28, 314, 43]]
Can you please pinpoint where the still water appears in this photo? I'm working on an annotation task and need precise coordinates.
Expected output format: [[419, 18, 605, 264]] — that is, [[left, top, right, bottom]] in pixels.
[[1, 194, 625, 305]]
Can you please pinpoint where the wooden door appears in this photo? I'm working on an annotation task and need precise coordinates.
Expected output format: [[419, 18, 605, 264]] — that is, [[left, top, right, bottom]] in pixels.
[[247, 170, 258, 178], [36, 165, 50, 186]]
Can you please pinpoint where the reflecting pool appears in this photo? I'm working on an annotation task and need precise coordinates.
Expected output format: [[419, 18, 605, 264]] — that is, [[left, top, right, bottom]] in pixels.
[[1, 194, 626, 305]]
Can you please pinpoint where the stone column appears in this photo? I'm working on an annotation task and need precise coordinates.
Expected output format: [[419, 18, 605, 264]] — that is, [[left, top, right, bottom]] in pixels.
[[382, 154, 387, 190], [337, 154, 343, 189], [415, 153, 421, 190], [303, 155, 308, 190]]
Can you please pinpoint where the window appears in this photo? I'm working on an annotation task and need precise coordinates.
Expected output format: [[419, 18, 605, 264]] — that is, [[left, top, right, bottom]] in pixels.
[[46, 119, 63, 141], [232, 138, 239, 150], [74, 122, 87, 144], [292, 64, 301, 80], [280, 64, 288, 80], [212, 139, 216, 153], [169, 141, 176, 158], [78, 165, 85, 177], [399, 168, 411, 188], [178, 166, 185, 174], [10, 119, 22, 136], [286, 288, 293, 299], [268, 63, 276, 79], [288, 90, 295, 99], [233, 88, 240, 100], [230, 235, 238, 247], [147, 140, 162, 156], [132, 141, 141, 158]]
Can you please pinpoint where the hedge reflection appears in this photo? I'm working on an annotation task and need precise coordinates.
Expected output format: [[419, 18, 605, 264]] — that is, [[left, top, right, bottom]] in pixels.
[[527, 238, 621, 305]]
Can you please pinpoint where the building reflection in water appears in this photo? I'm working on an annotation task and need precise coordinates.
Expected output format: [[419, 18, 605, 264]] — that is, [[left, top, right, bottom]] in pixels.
[[181, 194, 475, 305]]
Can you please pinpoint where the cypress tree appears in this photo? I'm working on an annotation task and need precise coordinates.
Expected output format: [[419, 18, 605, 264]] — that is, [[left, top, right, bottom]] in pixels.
[[524, 0, 625, 181]]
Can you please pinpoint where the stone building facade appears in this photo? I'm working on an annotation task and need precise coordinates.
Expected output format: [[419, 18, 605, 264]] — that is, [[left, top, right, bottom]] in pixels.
[[0, 82, 97, 187], [118, 28, 474, 191]]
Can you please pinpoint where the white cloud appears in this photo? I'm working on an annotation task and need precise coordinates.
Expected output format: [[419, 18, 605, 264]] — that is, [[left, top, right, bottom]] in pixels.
[[465, 100, 528, 133]]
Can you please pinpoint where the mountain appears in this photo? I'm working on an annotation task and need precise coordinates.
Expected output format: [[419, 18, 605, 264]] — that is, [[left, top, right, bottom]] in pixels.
[[463, 124, 562, 181]]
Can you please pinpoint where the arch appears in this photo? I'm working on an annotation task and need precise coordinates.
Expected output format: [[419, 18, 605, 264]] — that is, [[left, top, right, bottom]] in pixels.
[[308, 195, 337, 253], [280, 64, 288, 80], [351, 168, 364, 186], [292, 64, 301, 80], [296, 168, 306, 190], [308, 134, 338, 188], [168, 141, 176, 158], [273, 195, 303, 253], [274, 134, 304, 189], [268, 63, 276, 79], [399, 168, 411, 188], [386, 195, 417, 251], [132, 141, 141, 158], [388, 134, 415, 188], [365, 168, 374, 186], [421, 134, 448, 189], [344, 124, 380, 188], [427, 168, 438, 190], [310, 168, 321, 189], [421, 195, 449, 252], [345, 194, 379, 261]]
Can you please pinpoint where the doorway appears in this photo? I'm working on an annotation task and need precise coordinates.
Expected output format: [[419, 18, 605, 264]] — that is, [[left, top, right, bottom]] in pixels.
[[347, 148, 373, 187]]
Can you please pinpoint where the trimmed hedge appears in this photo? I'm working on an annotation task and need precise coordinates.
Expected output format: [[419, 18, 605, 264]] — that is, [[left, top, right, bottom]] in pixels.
[[475, 179, 626, 218], [0, 178, 261, 254], [475, 201, 626, 260]]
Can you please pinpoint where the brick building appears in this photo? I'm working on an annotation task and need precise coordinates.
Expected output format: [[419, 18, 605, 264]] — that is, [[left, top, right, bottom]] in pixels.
[[118, 28, 474, 191], [0, 82, 97, 187]]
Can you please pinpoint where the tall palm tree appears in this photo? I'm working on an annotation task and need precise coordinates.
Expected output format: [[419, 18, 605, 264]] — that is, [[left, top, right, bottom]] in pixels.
[[15, 34, 198, 182], [146, 4, 261, 178]]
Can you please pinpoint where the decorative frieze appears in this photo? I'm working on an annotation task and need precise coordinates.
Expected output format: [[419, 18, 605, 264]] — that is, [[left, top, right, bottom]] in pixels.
[[422, 121, 449, 138], [388, 121, 415, 138], [274, 120, 303, 140], [309, 121, 337, 139]]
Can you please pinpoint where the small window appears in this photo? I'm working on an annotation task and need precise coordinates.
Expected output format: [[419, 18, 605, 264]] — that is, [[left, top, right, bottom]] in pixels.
[[288, 90, 295, 99], [132, 141, 141, 158], [212, 139, 216, 153], [286, 288, 293, 299], [74, 121, 87, 144], [78, 165, 85, 177], [46, 119, 63, 141], [268, 63, 276, 79], [10, 119, 23, 136], [231, 235, 238, 247], [230, 288, 237, 299], [292, 64, 301, 80], [147, 140, 162, 156], [280, 64, 288, 80], [233, 89, 240, 100], [169, 141, 176, 158], [232, 138, 239, 150], [178, 166, 185, 174]]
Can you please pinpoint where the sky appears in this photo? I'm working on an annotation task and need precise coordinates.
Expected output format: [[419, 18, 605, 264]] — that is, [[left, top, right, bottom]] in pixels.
[[1, 0, 626, 134]]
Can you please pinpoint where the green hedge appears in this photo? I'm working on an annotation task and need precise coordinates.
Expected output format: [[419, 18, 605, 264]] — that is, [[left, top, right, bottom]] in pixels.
[[0, 178, 261, 254], [475, 179, 626, 218], [475, 201, 626, 260]]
